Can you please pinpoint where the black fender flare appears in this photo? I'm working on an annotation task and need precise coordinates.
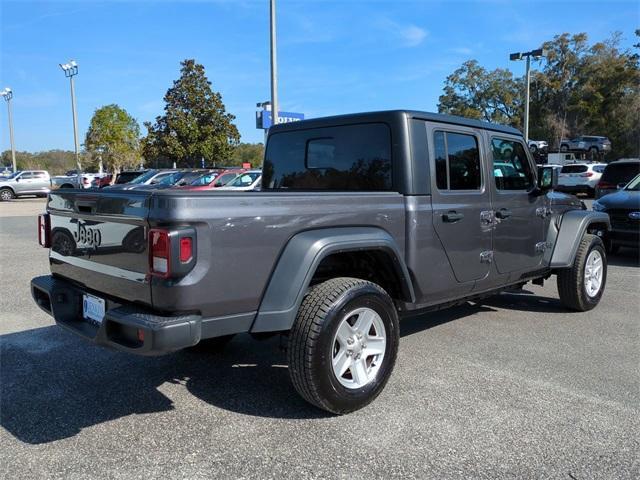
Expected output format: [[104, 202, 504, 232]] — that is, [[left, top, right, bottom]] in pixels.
[[548, 210, 610, 268], [251, 227, 415, 333]]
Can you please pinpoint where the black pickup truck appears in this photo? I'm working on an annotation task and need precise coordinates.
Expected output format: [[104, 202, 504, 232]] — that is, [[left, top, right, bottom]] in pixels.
[[32, 110, 610, 414]]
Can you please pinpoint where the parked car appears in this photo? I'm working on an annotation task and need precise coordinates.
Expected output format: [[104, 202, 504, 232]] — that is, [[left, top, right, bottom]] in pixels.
[[557, 163, 607, 197], [595, 159, 640, 199], [52, 172, 105, 189], [217, 170, 262, 191], [91, 174, 113, 188], [0, 166, 14, 177], [177, 169, 245, 191], [32, 110, 609, 415], [528, 140, 548, 153], [0, 170, 50, 200], [593, 174, 640, 254], [114, 170, 148, 184], [105, 169, 179, 190], [560, 136, 611, 156]]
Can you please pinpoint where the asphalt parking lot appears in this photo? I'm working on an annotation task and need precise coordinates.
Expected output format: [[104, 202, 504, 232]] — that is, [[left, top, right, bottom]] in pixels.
[[1, 198, 638, 479]]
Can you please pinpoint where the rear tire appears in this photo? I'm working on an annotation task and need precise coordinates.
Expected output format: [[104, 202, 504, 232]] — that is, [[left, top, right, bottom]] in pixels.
[[557, 234, 607, 311], [288, 277, 399, 414], [0, 188, 15, 201], [560, 144, 569, 152]]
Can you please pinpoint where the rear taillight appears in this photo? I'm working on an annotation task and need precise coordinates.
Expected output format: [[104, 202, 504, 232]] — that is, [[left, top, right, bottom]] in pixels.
[[597, 181, 615, 189], [581, 172, 593, 177], [148, 228, 197, 278], [180, 237, 193, 263], [149, 229, 170, 277], [38, 213, 51, 248]]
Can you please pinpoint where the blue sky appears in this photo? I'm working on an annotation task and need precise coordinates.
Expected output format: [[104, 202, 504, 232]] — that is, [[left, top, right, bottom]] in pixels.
[[1, 0, 638, 152]]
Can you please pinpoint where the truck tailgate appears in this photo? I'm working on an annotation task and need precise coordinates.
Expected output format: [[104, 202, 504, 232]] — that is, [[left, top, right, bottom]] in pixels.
[[47, 190, 152, 305]]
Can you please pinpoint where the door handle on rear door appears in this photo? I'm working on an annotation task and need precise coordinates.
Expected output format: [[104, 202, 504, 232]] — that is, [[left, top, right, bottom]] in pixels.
[[495, 208, 512, 219], [442, 211, 464, 223]]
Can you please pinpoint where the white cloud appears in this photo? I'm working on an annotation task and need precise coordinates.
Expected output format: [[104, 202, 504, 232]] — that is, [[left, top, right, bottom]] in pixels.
[[376, 18, 428, 48]]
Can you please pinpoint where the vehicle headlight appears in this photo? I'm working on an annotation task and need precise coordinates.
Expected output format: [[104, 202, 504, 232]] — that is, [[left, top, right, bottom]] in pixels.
[[592, 200, 606, 212]]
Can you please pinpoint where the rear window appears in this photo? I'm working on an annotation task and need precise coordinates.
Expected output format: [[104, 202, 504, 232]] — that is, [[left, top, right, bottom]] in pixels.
[[601, 163, 640, 184], [561, 165, 588, 173], [263, 123, 392, 191]]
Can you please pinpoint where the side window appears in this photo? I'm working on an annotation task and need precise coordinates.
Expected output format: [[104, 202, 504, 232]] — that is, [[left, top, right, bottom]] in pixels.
[[20, 172, 34, 179], [433, 131, 481, 190], [491, 138, 534, 191]]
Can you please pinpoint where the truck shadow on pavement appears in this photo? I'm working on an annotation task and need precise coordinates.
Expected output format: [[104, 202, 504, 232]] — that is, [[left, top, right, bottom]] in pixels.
[[0, 294, 574, 444]]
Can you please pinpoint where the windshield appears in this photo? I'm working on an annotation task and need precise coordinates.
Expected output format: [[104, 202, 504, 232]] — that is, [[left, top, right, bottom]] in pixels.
[[190, 172, 218, 186], [213, 172, 240, 187], [156, 172, 184, 185], [129, 170, 159, 184], [624, 174, 640, 191], [227, 172, 261, 187]]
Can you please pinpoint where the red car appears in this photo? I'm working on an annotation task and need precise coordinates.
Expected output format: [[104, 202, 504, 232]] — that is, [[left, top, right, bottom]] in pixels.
[[178, 169, 245, 191]]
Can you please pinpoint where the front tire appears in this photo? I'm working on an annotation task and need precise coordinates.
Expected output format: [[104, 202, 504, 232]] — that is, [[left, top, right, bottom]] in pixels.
[[288, 277, 399, 414], [557, 234, 607, 311], [0, 188, 15, 201]]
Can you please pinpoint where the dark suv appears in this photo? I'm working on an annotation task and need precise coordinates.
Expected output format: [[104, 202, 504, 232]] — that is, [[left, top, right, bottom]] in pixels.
[[595, 159, 640, 199]]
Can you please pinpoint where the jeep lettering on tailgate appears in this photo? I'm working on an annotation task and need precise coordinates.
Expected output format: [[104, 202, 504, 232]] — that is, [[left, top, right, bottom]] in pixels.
[[73, 221, 102, 248]]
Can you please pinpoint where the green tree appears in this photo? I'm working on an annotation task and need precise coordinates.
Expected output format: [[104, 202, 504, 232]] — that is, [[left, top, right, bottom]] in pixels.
[[142, 59, 240, 167], [85, 104, 141, 174], [438, 31, 640, 159], [438, 60, 524, 129], [229, 143, 264, 167]]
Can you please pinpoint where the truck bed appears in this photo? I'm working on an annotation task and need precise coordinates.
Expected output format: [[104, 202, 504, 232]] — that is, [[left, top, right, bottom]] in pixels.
[[46, 189, 406, 318]]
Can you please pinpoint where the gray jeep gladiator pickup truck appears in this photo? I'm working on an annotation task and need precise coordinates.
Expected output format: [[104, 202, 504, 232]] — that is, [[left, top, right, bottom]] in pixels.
[[31, 110, 610, 414]]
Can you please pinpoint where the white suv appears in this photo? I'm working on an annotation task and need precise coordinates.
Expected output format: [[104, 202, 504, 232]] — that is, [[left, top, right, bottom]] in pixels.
[[557, 163, 607, 197]]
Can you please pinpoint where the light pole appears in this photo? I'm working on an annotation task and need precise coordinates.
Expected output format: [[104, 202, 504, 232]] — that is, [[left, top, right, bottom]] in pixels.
[[509, 48, 547, 142], [0, 88, 17, 173], [269, 0, 279, 127], [59, 60, 82, 172]]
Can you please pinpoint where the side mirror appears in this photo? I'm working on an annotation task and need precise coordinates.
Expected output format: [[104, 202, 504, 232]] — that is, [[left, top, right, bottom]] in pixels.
[[15, 177, 20, 182], [537, 165, 558, 192]]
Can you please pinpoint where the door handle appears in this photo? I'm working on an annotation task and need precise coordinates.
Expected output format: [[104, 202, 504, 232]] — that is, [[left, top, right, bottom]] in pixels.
[[495, 208, 512, 219], [442, 211, 464, 223]]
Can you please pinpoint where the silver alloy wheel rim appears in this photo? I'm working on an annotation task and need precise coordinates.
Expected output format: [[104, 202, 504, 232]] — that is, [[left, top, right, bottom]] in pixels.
[[331, 307, 386, 389], [0, 190, 11, 200], [584, 250, 603, 297]]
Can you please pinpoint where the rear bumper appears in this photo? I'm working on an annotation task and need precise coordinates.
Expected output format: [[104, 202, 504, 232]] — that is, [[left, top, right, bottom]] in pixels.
[[31, 275, 202, 356]]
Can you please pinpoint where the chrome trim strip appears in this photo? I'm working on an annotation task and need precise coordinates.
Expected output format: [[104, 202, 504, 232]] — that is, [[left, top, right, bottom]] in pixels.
[[50, 251, 147, 283]]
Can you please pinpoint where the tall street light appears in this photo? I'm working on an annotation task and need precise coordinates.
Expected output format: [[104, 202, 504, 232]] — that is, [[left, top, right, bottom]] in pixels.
[[269, 0, 279, 127], [509, 48, 547, 142], [0, 88, 17, 173], [59, 60, 82, 172]]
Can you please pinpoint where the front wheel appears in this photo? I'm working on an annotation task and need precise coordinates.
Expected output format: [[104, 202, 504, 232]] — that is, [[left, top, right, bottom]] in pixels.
[[0, 188, 15, 201], [288, 277, 399, 414], [557, 234, 607, 311]]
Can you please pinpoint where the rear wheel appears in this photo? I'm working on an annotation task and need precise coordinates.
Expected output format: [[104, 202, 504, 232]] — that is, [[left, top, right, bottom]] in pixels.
[[0, 188, 15, 201], [557, 234, 607, 311], [288, 277, 399, 414], [560, 144, 569, 152]]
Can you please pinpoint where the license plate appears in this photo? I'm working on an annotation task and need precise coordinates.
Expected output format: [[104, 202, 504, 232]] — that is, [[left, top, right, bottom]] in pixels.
[[83, 294, 105, 324]]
